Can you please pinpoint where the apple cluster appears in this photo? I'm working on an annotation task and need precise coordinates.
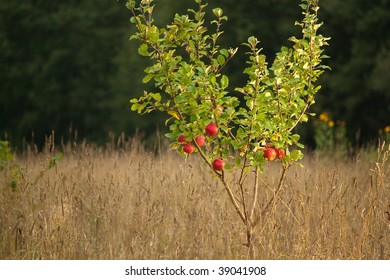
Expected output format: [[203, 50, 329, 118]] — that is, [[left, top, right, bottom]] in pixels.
[[261, 145, 285, 161], [177, 134, 205, 155], [177, 122, 226, 171], [178, 121, 286, 171]]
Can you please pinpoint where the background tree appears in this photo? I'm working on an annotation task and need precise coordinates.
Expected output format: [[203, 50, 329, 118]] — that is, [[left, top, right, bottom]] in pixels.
[[318, 0, 390, 144], [0, 1, 130, 146]]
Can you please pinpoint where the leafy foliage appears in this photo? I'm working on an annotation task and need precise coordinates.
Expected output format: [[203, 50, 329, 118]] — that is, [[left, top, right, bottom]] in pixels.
[[128, 0, 329, 169], [0, 140, 20, 191]]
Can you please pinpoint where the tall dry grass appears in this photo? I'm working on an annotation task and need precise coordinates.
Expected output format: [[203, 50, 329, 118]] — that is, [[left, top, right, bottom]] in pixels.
[[0, 137, 389, 259]]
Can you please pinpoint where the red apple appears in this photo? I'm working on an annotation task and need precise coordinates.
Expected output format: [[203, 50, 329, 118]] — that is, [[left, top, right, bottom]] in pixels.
[[183, 143, 194, 154], [205, 122, 218, 136], [276, 148, 285, 159], [195, 135, 205, 147], [263, 147, 277, 161], [213, 158, 225, 171], [177, 135, 187, 143]]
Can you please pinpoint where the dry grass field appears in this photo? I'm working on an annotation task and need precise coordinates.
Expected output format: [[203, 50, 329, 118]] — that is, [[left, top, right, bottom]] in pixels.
[[1, 137, 389, 260]]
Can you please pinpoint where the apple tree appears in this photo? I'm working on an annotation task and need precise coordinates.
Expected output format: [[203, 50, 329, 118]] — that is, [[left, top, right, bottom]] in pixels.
[[127, 0, 329, 258]]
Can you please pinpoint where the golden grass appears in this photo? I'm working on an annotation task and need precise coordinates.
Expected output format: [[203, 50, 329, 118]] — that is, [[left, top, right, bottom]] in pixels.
[[0, 138, 389, 259]]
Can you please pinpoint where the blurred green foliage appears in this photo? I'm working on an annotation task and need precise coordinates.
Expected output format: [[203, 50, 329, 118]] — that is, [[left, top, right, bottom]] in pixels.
[[0, 0, 389, 148], [0, 140, 20, 191]]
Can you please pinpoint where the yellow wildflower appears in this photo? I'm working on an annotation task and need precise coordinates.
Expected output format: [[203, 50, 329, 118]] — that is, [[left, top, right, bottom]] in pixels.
[[385, 125, 390, 133], [328, 121, 335, 128], [319, 112, 329, 122]]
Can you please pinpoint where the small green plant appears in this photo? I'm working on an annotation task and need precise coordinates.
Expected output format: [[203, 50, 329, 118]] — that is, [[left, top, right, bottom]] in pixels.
[[379, 125, 390, 143], [314, 112, 348, 155], [127, 0, 329, 258], [0, 140, 14, 167], [0, 132, 63, 192], [0, 140, 20, 191]]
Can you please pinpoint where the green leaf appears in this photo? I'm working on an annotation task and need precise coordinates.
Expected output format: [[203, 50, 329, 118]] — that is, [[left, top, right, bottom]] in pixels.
[[212, 8, 223, 17], [129, 98, 138, 104], [291, 134, 300, 143], [174, 94, 186, 104], [138, 44, 149, 56], [126, 0, 136, 10], [220, 49, 229, 57], [220, 75, 229, 89], [130, 103, 139, 111], [146, 25, 160, 42], [137, 103, 146, 114], [300, 114, 309, 122], [290, 149, 304, 161], [247, 36, 258, 48], [217, 55, 226, 66], [142, 74, 155, 83], [151, 93, 161, 102]]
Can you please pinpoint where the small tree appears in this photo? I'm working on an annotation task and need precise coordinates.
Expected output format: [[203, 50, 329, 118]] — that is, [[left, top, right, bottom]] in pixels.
[[127, 0, 329, 258]]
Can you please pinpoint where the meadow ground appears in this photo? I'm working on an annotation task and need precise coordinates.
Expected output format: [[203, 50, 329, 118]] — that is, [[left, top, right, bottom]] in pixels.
[[0, 137, 389, 259]]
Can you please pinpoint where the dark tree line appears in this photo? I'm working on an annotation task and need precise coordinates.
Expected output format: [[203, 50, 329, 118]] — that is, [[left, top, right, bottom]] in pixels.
[[1, 0, 389, 148]]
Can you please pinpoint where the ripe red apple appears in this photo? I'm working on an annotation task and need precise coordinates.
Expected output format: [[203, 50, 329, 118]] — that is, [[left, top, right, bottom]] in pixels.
[[212, 158, 225, 171], [276, 148, 285, 159], [205, 122, 218, 136], [195, 135, 205, 147], [177, 135, 187, 143], [263, 147, 277, 161], [183, 143, 194, 154]]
